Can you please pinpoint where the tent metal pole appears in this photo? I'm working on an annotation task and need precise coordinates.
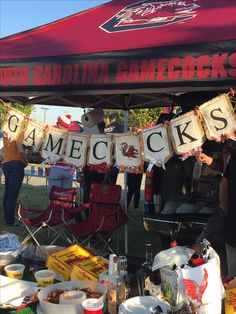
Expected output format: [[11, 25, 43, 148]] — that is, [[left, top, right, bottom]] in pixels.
[[124, 109, 129, 255]]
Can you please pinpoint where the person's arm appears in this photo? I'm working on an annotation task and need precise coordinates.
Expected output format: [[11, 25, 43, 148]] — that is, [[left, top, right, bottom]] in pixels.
[[219, 177, 229, 216]]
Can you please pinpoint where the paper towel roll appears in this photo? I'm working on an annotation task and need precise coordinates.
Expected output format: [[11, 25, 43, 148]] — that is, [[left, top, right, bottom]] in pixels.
[[81, 108, 104, 128]]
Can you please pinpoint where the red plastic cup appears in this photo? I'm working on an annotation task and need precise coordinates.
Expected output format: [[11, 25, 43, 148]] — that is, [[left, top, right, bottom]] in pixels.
[[82, 298, 103, 314]]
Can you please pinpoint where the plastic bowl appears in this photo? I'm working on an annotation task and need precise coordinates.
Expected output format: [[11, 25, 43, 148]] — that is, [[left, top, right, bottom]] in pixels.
[[38, 280, 107, 314], [34, 269, 55, 287], [4, 263, 25, 279]]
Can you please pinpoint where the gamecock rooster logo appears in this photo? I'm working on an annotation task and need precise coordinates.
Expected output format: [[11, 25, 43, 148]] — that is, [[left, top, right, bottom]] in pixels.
[[119, 142, 139, 158], [183, 268, 208, 310], [100, 0, 200, 32]]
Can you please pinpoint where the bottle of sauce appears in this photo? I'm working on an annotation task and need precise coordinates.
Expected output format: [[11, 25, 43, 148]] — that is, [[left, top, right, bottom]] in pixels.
[[107, 256, 126, 314]]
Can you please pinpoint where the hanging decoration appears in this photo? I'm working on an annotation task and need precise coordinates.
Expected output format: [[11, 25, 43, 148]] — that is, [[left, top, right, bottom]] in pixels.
[[1, 92, 236, 172]]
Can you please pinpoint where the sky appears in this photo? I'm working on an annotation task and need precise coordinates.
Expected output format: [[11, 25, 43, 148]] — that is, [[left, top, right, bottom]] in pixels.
[[0, 0, 109, 125]]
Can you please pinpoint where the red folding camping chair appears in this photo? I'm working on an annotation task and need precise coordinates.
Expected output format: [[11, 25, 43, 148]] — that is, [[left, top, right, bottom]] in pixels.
[[66, 183, 128, 255], [18, 186, 78, 246]]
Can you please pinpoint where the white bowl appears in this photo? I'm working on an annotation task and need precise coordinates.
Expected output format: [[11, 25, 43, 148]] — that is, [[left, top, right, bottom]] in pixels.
[[38, 280, 107, 314]]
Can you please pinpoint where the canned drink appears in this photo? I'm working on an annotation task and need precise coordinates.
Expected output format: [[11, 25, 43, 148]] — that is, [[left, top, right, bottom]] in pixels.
[[38, 166, 43, 176], [119, 256, 127, 271], [31, 166, 35, 174]]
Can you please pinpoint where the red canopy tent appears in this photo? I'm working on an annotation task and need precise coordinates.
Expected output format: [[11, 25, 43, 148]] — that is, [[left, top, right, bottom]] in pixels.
[[0, 0, 236, 109], [1, 0, 236, 253]]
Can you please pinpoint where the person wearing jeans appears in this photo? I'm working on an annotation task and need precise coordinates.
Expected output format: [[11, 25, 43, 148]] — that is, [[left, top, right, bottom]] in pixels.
[[48, 114, 75, 191], [2, 133, 28, 226]]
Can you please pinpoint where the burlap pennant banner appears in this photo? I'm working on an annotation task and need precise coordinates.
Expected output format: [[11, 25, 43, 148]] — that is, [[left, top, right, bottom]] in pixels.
[[2, 107, 26, 141], [1, 92, 236, 170], [23, 118, 46, 152], [114, 132, 143, 170], [41, 126, 68, 160], [65, 133, 89, 168], [141, 124, 173, 167], [88, 134, 113, 166], [199, 93, 236, 140], [169, 110, 205, 155]]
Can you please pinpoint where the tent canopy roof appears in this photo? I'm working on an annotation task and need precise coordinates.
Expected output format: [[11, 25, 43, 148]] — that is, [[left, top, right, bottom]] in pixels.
[[1, 0, 236, 59], [0, 0, 236, 109]]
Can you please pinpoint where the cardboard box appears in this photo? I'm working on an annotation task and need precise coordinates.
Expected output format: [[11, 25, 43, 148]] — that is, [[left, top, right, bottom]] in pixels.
[[225, 288, 236, 314], [71, 256, 109, 281], [46, 244, 93, 281]]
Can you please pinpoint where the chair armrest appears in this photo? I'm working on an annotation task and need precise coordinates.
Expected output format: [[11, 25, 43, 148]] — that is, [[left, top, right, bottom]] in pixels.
[[67, 203, 90, 213]]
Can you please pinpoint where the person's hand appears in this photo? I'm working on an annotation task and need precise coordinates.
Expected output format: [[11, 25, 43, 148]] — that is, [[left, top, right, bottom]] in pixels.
[[196, 153, 213, 166], [194, 106, 201, 117]]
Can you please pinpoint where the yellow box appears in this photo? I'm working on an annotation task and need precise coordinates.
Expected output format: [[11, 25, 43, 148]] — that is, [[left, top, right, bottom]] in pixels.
[[225, 288, 236, 314], [46, 244, 92, 281], [71, 256, 109, 282]]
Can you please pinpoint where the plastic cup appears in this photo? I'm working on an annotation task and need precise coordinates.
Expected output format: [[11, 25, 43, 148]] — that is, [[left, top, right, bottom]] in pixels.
[[34, 269, 55, 287], [82, 298, 103, 314], [4, 263, 25, 280]]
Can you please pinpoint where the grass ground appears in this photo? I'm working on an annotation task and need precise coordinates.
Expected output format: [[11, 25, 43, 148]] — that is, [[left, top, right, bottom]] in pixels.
[[0, 178, 163, 259]]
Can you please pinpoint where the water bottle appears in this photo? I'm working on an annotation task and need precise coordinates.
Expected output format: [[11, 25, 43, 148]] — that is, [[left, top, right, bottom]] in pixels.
[[107, 256, 126, 314], [192, 161, 203, 180]]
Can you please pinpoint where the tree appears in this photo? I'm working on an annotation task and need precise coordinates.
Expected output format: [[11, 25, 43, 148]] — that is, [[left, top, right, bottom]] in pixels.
[[0, 101, 34, 128], [104, 107, 162, 129]]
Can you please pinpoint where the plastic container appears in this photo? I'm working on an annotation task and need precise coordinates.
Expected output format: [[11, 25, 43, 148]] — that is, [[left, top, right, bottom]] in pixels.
[[82, 298, 103, 314], [34, 269, 55, 287], [38, 281, 107, 314], [4, 263, 25, 279]]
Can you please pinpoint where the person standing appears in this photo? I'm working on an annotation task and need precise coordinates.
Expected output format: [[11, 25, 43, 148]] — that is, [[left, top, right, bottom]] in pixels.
[[219, 151, 236, 276], [48, 114, 75, 190], [127, 171, 143, 209], [2, 132, 28, 226]]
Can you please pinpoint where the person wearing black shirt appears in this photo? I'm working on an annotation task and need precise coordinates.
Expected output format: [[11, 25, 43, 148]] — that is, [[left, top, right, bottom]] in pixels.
[[220, 151, 236, 276]]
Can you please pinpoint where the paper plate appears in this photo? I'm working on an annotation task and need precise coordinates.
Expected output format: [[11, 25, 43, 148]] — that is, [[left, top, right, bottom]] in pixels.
[[119, 296, 170, 314]]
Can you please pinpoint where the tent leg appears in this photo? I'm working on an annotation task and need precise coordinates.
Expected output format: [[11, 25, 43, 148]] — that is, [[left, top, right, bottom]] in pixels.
[[124, 110, 129, 255]]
